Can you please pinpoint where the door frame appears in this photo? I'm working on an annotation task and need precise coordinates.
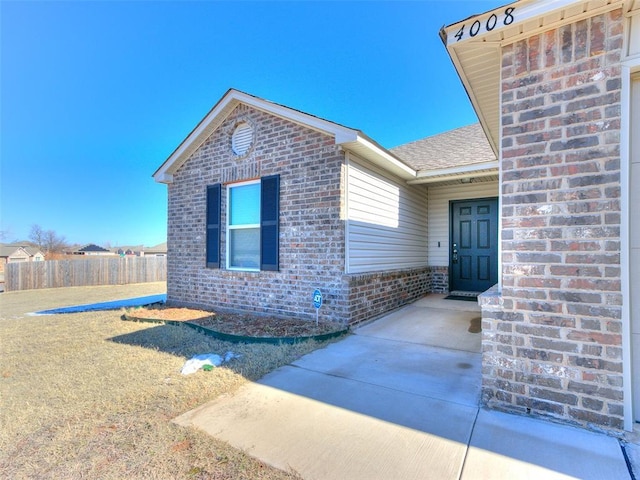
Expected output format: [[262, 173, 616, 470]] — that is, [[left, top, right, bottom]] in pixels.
[[448, 196, 499, 293], [622, 61, 640, 431]]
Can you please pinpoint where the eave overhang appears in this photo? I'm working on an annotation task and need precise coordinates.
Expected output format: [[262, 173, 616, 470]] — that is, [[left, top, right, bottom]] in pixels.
[[440, 0, 629, 157], [408, 161, 499, 185], [152, 89, 417, 184]]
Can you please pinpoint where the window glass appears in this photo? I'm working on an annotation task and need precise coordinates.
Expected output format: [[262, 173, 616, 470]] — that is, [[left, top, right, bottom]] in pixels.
[[230, 183, 260, 225], [229, 228, 260, 269]]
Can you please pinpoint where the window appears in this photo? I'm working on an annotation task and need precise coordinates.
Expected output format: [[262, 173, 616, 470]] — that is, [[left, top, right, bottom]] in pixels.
[[206, 175, 279, 271], [228, 180, 261, 270]]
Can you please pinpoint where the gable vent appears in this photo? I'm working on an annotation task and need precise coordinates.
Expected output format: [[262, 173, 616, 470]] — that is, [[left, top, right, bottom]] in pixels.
[[232, 122, 254, 156]]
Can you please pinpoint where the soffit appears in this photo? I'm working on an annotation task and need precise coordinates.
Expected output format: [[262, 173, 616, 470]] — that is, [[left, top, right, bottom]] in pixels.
[[408, 162, 499, 185], [416, 173, 499, 188], [442, 0, 630, 156]]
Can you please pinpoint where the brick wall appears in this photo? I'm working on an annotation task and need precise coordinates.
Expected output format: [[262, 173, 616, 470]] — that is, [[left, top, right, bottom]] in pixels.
[[481, 9, 625, 431], [343, 267, 431, 325], [167, 103, 435, 325], [167, 104, 347, 323], [429, 266, 449, 294]]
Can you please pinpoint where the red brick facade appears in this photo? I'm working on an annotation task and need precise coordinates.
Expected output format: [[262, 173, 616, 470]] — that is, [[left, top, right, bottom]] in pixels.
[[480, 9, 625, 431]]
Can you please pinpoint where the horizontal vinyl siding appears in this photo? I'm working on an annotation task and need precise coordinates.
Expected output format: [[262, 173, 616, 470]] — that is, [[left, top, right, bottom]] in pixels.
[[427, 180, 498, 267], [347, 155, 428, 273]]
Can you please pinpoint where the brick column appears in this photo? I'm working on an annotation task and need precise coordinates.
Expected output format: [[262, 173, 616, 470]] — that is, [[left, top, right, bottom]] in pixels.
[[481, 9, 625, 431]]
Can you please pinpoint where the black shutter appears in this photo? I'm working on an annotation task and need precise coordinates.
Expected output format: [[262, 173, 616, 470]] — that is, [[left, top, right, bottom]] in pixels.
[[206, 184, 221, 268], [260, 175, 280, 271]]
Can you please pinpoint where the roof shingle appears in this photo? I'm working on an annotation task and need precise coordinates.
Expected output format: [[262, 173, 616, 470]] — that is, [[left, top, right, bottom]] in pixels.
[[390, 123, 495, 171]]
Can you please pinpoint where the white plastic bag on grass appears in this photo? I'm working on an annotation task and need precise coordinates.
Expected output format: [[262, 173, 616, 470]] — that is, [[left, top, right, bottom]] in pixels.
[[180, 352, 239, 375]]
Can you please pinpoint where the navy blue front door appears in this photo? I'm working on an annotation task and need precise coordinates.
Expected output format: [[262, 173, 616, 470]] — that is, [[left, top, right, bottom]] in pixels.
[[450, 198, 498, 293]]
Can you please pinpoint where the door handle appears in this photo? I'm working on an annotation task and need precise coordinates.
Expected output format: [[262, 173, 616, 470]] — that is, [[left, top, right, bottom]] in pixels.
[[452, 243, 458, 264]]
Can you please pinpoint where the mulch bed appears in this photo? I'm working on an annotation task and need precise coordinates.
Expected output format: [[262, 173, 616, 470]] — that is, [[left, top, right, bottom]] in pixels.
[[126, 305, 346, 338]]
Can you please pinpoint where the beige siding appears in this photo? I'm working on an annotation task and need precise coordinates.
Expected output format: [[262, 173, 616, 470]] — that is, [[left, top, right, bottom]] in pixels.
[[346, 155, 428, 273], [427, 180, 498, 267]]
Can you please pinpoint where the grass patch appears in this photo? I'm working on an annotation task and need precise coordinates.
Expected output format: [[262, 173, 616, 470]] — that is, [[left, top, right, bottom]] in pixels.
[[0, 283, 332, 479]]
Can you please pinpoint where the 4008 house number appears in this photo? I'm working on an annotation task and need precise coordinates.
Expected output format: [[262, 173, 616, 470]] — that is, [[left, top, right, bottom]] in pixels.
[[453, 7, 515, 42]]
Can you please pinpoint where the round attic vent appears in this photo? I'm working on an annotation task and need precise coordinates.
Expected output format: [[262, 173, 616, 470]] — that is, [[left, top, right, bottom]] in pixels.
[[231, 122, 254, 156]]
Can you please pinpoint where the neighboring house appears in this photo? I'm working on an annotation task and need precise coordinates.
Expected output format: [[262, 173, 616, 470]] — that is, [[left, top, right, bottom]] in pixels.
[[441, 0, 639, 434], [0, 244, 45, 272], [144, 242, 167, 257], [23, 247, 45, 262], [113, 243, 167, 257], [114, 245, 145, 256], [154, 89, 498, 327], [70, 244, 115, 256]]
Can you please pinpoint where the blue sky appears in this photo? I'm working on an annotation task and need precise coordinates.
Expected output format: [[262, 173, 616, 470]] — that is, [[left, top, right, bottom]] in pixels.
[[1, 0, 502, 247]]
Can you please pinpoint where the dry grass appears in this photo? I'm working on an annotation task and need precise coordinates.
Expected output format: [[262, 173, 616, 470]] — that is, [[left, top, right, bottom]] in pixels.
[[0, 283, 331, 479]]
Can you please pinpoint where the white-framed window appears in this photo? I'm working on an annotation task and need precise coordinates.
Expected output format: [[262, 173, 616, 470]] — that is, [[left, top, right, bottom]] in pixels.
[[207, 175, 279, 271], [227, 180, 261, 270]]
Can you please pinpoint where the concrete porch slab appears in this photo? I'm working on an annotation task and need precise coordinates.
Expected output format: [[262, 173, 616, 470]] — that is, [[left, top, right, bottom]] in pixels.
[[355, 302, 482, 353], [174, 364, 478, 480], [413, 293, 482, 312], [461, 409, 631, 480], [292, 334, 481, 407]]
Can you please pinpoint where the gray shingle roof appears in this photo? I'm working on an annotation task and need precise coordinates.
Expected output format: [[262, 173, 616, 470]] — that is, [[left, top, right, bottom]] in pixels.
[[0, 244, 31, 258], [390, 123, 496, 171], [0, 245, 21, 258], [78, 244, 111, 253]]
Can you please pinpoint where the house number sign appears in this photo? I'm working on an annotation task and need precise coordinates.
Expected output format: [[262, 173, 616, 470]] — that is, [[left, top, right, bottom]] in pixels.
[[451, 6, 516, 43]]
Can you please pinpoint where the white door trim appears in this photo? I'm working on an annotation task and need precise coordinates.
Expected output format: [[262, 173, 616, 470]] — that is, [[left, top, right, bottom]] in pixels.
[[621, 61, 640, 432]]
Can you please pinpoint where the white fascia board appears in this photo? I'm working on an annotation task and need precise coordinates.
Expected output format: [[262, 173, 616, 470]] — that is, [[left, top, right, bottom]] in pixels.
[[154, 172, 174, 184], [443, 0, 585, 46], [408, 161, 499, 185], [153, 92, 240, 184], [340, 135, 417, 180], [237, 91, 360, 141]]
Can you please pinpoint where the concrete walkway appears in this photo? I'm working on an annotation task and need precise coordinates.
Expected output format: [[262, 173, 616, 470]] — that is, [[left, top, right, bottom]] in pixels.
[[174, 295, 632, 479]]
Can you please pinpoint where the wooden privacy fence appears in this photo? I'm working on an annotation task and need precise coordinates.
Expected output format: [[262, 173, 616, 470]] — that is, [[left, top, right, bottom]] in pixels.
[[4, 256, 167, 291]]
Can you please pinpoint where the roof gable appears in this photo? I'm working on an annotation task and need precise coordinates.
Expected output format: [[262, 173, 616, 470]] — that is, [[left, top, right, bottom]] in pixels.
[[153, 89, 417, 183], [78, 244, 110, 253], [0, 245, 29, 258], [0, 243, 44, 257], [23, 246, 44, 257]]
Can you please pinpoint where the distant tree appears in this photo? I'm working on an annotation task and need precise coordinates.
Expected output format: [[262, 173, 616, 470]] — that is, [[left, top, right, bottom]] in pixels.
[[29, 225, 45, 249], [29, 224, 68, 256]]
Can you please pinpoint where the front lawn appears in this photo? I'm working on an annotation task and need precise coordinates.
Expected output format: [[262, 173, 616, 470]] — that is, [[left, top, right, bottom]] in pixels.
[[0, 283, 326, 479]]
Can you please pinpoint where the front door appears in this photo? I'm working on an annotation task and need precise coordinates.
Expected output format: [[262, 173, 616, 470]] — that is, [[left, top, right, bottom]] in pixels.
[[450, 198, 498, 293]]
